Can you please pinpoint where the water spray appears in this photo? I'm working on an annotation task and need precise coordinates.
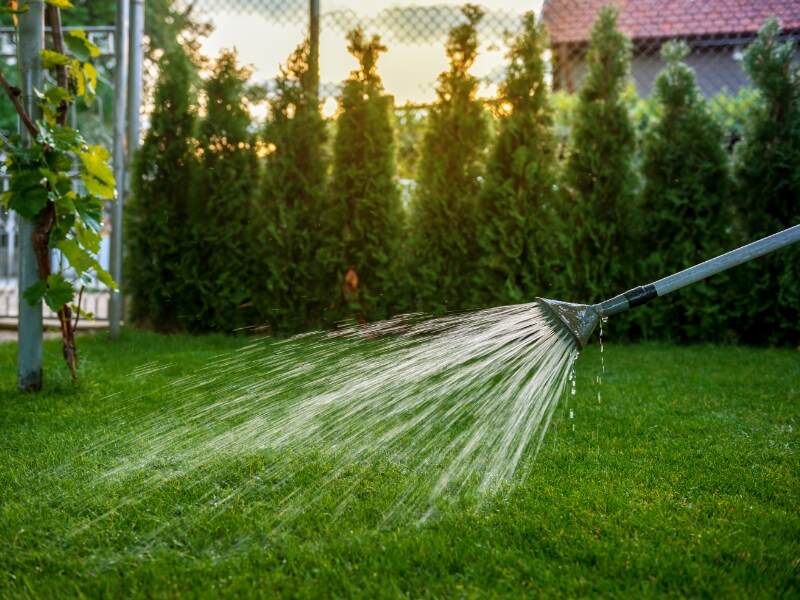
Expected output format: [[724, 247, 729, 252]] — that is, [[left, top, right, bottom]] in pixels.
[[538, 224, 800, 348]]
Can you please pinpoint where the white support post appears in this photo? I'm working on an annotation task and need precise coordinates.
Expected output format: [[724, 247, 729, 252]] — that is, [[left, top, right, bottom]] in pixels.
[[17, 0, 44, 391], [310, 0, 320, 99], [127, 0, 144, 158], [109, 0, 130, 338]]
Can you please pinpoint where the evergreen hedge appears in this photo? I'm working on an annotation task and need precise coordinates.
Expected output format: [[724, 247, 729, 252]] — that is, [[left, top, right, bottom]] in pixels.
[[733, 18, 800, 346], [126, 44, 199, 331], [474, 12, 557, 306], [325, 29, 405, 323], [125, 13, 798, 346], [557, 7, 640, 311], [189, 50, 259, 332], [408, 5, 489, 313], [253, 40, 329, 334], [638, 41, 734, 342]]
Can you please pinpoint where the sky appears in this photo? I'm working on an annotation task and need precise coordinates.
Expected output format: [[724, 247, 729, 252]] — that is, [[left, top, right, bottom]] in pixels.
[[196, 0, 544, 111]]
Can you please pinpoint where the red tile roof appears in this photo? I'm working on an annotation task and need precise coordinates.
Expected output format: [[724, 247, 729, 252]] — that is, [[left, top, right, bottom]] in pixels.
[[542, 0, 800, 45]]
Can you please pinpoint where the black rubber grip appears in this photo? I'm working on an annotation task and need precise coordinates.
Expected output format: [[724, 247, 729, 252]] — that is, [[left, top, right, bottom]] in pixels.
[[623, 284, 658, 308]]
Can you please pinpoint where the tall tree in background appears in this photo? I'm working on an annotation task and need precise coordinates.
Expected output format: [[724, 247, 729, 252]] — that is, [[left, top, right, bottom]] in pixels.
[[326, 28, 404, 323], [474, 12, 557, 306], [408, 4, 489, 313], [254, 39, 328, 334], [733, 18, 800, 345], [640, 41, 733, 341], [191, 50, 259, 331], [558, 7, 638, 309], [126, 44, 198, 331]]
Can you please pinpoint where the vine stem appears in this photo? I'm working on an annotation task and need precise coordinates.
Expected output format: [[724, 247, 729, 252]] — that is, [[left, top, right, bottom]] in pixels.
[[44, 5, 78, 382], [0, 70, 39, 137]]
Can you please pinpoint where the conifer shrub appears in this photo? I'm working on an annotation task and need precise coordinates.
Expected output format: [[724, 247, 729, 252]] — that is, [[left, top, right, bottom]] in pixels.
[[190, 50, 259, 332], [126, 44, 199, 331], [253, 40, 328, 334], [639, 41, 734, 341], [557, 7, 639, 313], [408, 4, 489, 313], [325, 29, 404, 323], [473, 12, 557, 306], [733, 18, 800, 345]]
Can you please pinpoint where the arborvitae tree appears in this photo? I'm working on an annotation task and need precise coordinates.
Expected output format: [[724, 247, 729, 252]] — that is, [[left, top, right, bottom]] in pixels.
[[639, 41, 733, 341], [733, 18, 800, 345], [190, 50, 259, 331], [558, 7, 638, 308], [324, 29, 404, 323], [408, 4, 489, 313], [126, 44, 198, 331], [474, 12, 557, 306], [253, 40, 328, 334]]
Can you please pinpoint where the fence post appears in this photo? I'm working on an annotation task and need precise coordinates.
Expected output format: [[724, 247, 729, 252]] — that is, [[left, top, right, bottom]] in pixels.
[[309, 0, 320, 99], [124, 0, 144, 328], [109, 0, 130, 338], [16, 0, 44, 391]]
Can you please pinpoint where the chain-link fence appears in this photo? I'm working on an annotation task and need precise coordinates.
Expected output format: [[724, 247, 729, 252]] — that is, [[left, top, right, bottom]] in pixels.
[[193, 0, 799, 105], [194, 0, 527, 105]]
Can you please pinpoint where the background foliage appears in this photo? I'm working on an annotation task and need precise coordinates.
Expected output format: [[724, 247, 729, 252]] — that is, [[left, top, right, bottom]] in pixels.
[[638, 41, 734, 342], [555, 8, 639, 314], [407, 4, 489, 314], [253, 39, 328, 334], [189, 50, 259, 332], [732, 18, 800, 347], [126, 44, 199, 331], [473, 12, 556, 307], [324, 28, 405, 324], [126, 10, 800, 346]]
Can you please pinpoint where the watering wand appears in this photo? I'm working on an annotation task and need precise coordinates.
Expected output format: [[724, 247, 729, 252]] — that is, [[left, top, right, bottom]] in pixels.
[[537, 224, 800, 348]]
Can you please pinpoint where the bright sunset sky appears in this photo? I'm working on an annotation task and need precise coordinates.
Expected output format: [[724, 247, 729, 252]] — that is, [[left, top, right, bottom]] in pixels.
[[197, 0, 544, 110]]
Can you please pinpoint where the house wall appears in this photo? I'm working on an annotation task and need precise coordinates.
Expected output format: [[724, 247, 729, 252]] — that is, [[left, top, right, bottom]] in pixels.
[[632, 48, 750, 97], [552, 40, 800, 98]]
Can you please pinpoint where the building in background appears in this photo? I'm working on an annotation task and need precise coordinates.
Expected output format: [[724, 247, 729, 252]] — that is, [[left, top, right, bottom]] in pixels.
[[543, 0, 800, 96]]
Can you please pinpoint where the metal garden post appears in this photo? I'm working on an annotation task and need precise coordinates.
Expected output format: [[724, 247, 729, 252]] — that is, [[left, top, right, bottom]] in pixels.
[[109, 0, 130, 338], [122, 0, 144, 330], [17, 0, 45, 391], [127, 0, 144, 160], [309, 0, 320, 99]]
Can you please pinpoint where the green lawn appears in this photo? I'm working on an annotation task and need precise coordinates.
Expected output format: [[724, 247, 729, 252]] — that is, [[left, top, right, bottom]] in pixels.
[[1, 330, 798, 598]]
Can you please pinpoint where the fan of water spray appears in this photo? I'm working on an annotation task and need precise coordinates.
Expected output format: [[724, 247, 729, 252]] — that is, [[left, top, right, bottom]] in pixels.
[[91, 302, 579, 525]]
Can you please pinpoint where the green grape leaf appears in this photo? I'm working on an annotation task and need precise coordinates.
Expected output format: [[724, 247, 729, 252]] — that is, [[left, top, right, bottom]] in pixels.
[[74, 221, 101, 253], [57, 238, 95, 275], [78, 145, 115, 199], [37, 122, 83, 153], [50, 209, 75, 244], [95, 266, 116, 290], [51, 192, 78, 242], [82, 62, 97, 105], [40, 49, 71, 68], [56, 238, 116, 290], [43, 273, 74, 311], [23, 279, 48, 307], [74, 194, 103, 233], [65, 30, 100, 62], [72, 58, 86, 97], [9, 170, 49, 218], [43, 86, 72, 107]]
